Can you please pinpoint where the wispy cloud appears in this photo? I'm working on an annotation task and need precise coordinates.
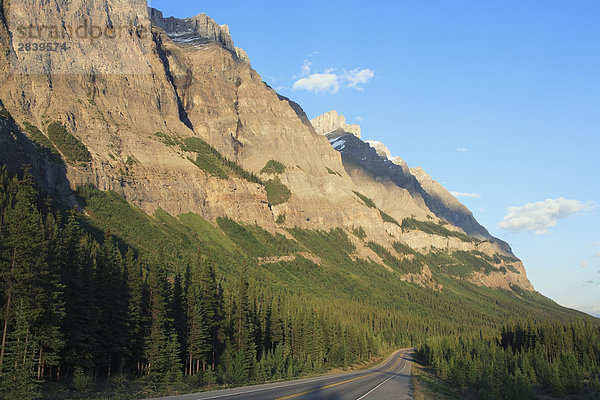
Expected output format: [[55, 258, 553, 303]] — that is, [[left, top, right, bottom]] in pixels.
[[300, 59, 312, 77], [456, 147, 468, 152], [356, 116, 365, 122], [499, 198, 594, 234], [450, 191, 482, 199], [292, 60, 374, 94], [344, 68, 375, 90]]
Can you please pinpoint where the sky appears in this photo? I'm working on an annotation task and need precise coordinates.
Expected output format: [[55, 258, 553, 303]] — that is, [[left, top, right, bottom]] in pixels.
[[148, 0, 600, 317]]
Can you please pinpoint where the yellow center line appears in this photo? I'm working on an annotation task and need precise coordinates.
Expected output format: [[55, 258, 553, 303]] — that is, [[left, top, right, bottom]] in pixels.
[[275, 352, 404, 400]]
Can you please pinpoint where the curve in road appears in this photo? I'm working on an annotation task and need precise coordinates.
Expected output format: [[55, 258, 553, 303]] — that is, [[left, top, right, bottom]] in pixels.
[[154, 349, 413, 400]]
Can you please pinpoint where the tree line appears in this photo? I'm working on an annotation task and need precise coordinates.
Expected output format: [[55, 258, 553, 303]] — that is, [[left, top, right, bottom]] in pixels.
[[418, 320, 600, 399]]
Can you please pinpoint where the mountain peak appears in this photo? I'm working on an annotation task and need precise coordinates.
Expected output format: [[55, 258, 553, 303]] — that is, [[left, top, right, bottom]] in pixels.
[[311, 110, 361, 138], [149, 7, 250, 64]]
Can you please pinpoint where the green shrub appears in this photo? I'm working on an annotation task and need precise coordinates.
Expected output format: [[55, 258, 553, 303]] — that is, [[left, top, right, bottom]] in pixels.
[[47, 122, 92, 163], [261, 160, 286, 175], [154, 131, 177, 146], [72, 367, 94, 392], [353, 191, 376, 208], [352, 226, 366, 240], [22, 122, 62, 162], [265, 178, 291, 205], [126, 155, 138, 166], [392, 241, 418, 256], [276, 214, 286, 224], [288, 228, 356, 267], [506, 264, 520, 273], [401, 218, 477, 243], [449, 251, 495, 276], [327, 167, 341, 176], [367, 241, 422, 274], [0, 104, 10, 119], [182, 137, 263, 184], [379, 210, 400, 226], [217, 217, 297, 257]]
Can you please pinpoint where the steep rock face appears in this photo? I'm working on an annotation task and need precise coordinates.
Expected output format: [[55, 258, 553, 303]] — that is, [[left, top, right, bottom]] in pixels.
[[0, 0, 269, 222], [311, 110, 361, 138]]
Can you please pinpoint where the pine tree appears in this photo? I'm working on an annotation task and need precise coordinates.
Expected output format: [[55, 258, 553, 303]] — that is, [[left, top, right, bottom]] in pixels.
[[144, 266, 182, 386], [186, 279, 211, 375], [232, 265, 256, 382], [0, 300, 41, 400], [170, 272, 187, 369], [0, 170, 60, 376], [124, 248, 147, 376], [94, 233, 128, 376]]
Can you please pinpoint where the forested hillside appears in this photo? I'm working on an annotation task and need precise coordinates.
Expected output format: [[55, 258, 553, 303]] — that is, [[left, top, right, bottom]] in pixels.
[[419, 321, 600, 398], [0, 165, 591, 399]]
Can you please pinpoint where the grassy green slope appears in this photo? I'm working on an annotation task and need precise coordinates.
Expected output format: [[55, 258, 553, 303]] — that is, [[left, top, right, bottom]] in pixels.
[[75, 186, 589, 343]]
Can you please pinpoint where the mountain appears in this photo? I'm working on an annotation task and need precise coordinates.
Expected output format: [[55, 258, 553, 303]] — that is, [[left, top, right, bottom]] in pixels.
[[0, 0, 534, 292], [0, 1, 590, 397]]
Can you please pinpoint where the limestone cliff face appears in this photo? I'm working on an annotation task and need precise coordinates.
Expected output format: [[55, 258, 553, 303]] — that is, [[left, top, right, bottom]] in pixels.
[[0, 1, 533, 292], [311, 111, 361, 138], [149, 8, 250, 64]]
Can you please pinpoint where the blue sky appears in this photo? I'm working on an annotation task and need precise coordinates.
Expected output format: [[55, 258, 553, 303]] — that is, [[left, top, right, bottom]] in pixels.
[[149, 0, 600, 316]]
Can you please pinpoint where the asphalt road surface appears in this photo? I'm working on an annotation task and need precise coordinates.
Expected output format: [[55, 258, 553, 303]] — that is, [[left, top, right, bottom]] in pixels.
[[154, 349, 413, 400]]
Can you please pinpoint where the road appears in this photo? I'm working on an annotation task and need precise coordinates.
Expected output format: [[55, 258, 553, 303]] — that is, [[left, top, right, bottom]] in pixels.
[[154, 349, 413, 400]]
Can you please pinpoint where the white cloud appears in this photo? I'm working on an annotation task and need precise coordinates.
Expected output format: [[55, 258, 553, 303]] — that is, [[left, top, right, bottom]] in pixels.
[[499, 198, 593, 234], [450, 191, 482, 199], [356, 116, 365, 122], [344, 68, 375, 90], [457, 147, 468, 152], [293, 73, 339, 94], [592, 243, 600, 246], [292, 60, 374, 94], [581, 261, 588, 268]]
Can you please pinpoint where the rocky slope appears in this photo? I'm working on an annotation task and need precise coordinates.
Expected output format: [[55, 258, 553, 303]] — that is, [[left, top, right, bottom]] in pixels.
[[322, 123, 514, 254], [0, 1, 532, 291]]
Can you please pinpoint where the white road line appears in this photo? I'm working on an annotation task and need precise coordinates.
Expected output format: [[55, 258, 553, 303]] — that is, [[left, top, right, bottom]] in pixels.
[[356, 374, 395, 400], [191, 351, 406, 400], [356, 354, 408, 400]]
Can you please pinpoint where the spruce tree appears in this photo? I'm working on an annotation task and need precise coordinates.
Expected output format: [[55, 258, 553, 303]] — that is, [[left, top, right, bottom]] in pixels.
[[0, 300, 41, 400], [124, 249, 146, 376]]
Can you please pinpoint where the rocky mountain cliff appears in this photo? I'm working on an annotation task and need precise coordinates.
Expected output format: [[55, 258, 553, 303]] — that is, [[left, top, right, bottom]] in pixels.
[[311, 110, 361, 138], [0, 1, 532, 292]]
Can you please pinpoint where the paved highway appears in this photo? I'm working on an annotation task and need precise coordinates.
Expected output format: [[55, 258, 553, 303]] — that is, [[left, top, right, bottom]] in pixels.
[[155, 349, 413, 400]]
